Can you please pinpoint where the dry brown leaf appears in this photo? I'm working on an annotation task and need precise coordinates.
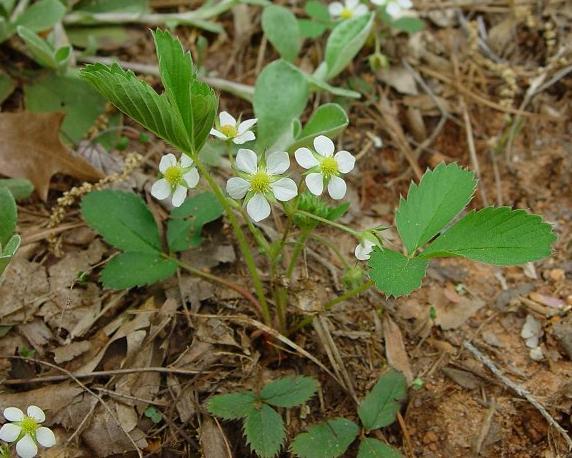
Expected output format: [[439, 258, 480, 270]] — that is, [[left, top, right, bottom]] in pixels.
[[53, 340, 92, 364], [383, 314, 414, 385], [0, 112, 104, 200], [200, 417, 231, 458]]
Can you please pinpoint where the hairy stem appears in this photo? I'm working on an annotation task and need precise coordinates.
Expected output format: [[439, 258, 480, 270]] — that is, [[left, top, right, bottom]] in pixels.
[[294, 210, 360, 237], [286, 226, 313, 279]]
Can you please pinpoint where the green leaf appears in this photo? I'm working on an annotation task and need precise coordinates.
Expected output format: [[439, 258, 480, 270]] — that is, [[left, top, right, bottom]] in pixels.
[[324, 13, 374, 80], [80, 62, 191, 153], [144, 406, 162, 424], [0, 72, 15, 103], [292, 103, 348, 150], [0, 187, 16, 247], [73, 0, 149, 13], [305, 73, 362, 99], [100, 252, 177, 289], [395, 163, 477, 255], [167, 192, 224, 252], [260, 376, 317, 408], [368, 249, 428, 297], [358, 369, 407, 431], [15, 0, 66, 32], [298, 19, 327, 39], [389, 17, 424, 34], [0, 178, 34, 201], [17, 26, 58, 69], [152, 29, 217, 154], [420, 207, 556, 265], [254, 59, 309, 149], [357, 438, 402, 458], [244, 404, 285, 458], [262, 5, 301, 62], [291, 418, 359, 458], [305, 0, 330, 21], [24, 73, 107, 144], [81, 190, 161, 253], [0, 235, 20, 276], [207, 392, 257, 420]]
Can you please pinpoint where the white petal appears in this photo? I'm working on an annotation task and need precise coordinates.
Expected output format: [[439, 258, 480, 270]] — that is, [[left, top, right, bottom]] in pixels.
[[354, 4, 369, 15], [151, 178, 171, 200], [246, 194, 271, 222], [183, 168, 200, 188], [0, 423, 22, 442], [370, 0, 385, 4], [16, 435, 38, 458], [271, 178, 298, 202], [355, 240, 375, 261], [27, 406, 45, 423], [328, 2, 344, 15], [237, 118, 257, 135], [171, 185, 187, 208], [219, 111, 236, 127], [295, 147, 319, 169], [235, 148, 258, 174], [180, 154, 193, 168], [233, 131, 256, 145], [386, 2, 401, 16], [3, 407, 24, 422], [210, 128, 228, 140], [313, 135, 335, 157], [266, 151, 290, 175], [35, 427, 56, 448], [346, 0, 359, 8], [305, 173, 324, 196], [159, 153, 177, 173], [398, 0, 412, 8], [335, 150, 356, 174], [328, 175, 347, 200], [226, 177, 251, 199]]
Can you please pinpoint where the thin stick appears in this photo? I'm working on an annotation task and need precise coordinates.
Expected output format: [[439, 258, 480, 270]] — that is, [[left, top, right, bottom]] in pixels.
[[463, 341, 572, 450]]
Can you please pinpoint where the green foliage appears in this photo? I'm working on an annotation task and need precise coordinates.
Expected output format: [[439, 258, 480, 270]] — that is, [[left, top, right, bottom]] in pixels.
[[254, 60, 309, 150], [0, 72, 15, 103], [368, 249, 428, 297], [292, 103, 349, 150], [298, 0, 331, 39], [291, 418, 359, 458], [420, 207, 556, 265], [262, 5, 301, 62], [0, 186, 17, 247], [208, 376, 317, 458], [14, 0, 65, 33], [0, 178, 34, 201], [294, 192, 349, 229], [357, 438, 401, 458], [167, 192, 224, 252], [391, 16, 424, 34], [144, 406, 163, 424], [100, 252, 177, 289], [323, 13, 374, 80], [358, 369, 407, 431], [396, 163, 476, 255]]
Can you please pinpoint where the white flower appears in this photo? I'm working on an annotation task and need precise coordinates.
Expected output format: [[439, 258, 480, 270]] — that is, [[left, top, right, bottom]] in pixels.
[[151, 153, 199, 207], [0, 406, 56, 458], [354, 239, 376, 260], [210, 111, 257, 145], [226, 149, 298, 222], [295, 135, 355, 200], [371, 0, 413, 18], [329, 0, 369, 20]]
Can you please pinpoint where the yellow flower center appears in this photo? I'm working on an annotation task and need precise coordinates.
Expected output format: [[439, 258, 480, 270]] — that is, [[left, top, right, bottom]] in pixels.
[[249, 171, 271, 194], [164, 165, 183, 187], [20, 417, 38, 437], [320, 157, 339, 178], [340, 8, 354, 19], [220, 124, 238, 138]]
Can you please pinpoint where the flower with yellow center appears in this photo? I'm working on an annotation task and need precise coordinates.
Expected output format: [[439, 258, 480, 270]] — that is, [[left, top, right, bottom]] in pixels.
[[151, 153, 200, 207], [210, 111, 257, 145], [295, 135, 356, 200], [0, 406, 56, 458], [371, 0, 413, 19], [329, 0, 368, 20], [226, 149, 298, 222]]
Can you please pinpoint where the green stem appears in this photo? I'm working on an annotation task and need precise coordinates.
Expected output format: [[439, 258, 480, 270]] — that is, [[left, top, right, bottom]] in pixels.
[[194, 159, 271, 324], [294, 210, 360, 237], [286, 226, 313, 279], [310, 233, 351, 269], [291, 280, 374, 333]]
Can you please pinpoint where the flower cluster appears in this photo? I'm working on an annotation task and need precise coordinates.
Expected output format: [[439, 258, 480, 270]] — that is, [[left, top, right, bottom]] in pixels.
[[0, 406, 56, 458], [329, 0, 413, 20]]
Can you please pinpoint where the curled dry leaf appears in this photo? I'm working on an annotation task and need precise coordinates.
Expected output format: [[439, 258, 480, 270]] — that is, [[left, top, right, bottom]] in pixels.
[[0, 112, 104, 200]]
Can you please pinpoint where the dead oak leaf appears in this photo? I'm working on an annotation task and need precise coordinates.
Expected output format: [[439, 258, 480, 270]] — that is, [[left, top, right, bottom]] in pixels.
[[0, 112, 104, 200]]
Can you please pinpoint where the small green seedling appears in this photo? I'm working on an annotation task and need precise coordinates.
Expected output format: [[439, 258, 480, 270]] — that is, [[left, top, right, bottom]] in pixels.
[[207, 376, 318, 458]]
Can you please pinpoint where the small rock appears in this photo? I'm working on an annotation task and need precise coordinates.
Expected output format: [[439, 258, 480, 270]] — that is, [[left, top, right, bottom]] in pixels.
[[549, 269, 565, 281], [529, 347, 544, 361]]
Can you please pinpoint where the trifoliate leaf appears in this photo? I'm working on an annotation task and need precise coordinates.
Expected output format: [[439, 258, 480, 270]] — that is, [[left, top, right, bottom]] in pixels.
[[368, 249, 428, 297], [291, 418, 359, 458], [260, 376, 317, 408], [101, 252, 177, 289], [244, 404, 285, 458], [81, 190, 161, 253], [207, 392, 257, 420], [0, 186, 16, 247], [292, 103, 349, 150], [358, 369, 407, 431], [357, 438, 402, 458], [262, 5, 301, 62], [421, 207, 556, 265], [396, 163, 477, 255]]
